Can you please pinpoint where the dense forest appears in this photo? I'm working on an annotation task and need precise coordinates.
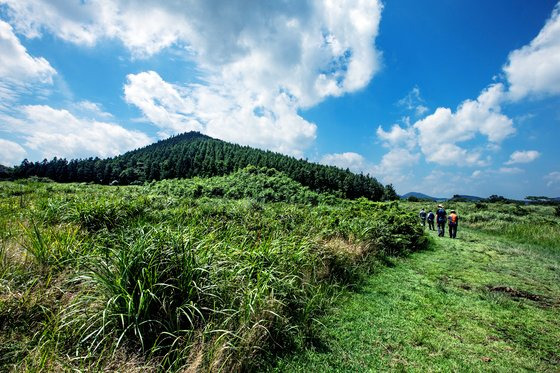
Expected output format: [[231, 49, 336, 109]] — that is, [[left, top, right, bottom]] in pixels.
[[3, 132, 397, 201]]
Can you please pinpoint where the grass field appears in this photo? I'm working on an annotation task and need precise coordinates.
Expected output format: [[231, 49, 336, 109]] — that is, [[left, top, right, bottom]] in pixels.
[[272, 203, 560, 372], [1, 176, 558, 371], [0, 173, 425, 371]]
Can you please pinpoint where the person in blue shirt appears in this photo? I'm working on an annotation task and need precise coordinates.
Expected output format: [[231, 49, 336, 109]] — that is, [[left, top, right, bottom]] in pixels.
[[427, 210, 435, 230], [436, 204, 447, 237]]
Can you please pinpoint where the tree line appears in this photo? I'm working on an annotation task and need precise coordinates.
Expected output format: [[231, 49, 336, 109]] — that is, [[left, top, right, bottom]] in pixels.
[[3, 132, 398, 201]]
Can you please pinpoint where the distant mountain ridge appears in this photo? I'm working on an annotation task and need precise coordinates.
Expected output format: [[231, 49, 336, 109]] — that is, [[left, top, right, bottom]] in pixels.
[[450, 194, 484, 201], [401, 192, 447, 201], [402, 192, 485, 202], [7, 131, 389, 201]]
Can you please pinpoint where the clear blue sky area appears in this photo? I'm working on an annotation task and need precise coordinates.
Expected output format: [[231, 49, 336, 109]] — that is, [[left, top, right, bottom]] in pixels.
[[1, 1, 559, 199]]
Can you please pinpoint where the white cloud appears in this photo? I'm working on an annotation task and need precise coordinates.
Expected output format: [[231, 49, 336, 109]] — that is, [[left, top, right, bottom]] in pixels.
[[413, 83, 514, 166], [2, 0, 383, 156], [505, 150, 541, 165], [397, 86, 429, 117], [427, 143, 488, 167], [371, 147, 420, 184], [415, 105, 429, 116], [321, 147, 420, 187], [124, 71, 202, 135], [320, 152, 366, 173], [472, 170, 482, 178], [419, 170, 472, 197], [73, 101, 114, 120], [544, 171, 560, 187], [0, 105, 152, 160], [0, 20, 56, 107], [124, 71, 317, 157], [376, 124, 416, 149], [499, 167, 524, 174], [0, 139, 26, 166], [504, 4, 560, 100], [0, 20, 55, 83]]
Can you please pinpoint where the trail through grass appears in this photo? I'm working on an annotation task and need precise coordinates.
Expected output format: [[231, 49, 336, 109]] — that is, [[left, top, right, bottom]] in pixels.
[[272, 227, 560, 372]]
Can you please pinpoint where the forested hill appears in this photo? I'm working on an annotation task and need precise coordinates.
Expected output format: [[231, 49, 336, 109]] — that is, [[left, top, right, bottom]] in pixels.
[[6, 131, 394, 201]]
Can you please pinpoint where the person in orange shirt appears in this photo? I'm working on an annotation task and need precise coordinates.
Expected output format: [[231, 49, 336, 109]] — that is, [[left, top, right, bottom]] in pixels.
[[447, 210, 459, 239]]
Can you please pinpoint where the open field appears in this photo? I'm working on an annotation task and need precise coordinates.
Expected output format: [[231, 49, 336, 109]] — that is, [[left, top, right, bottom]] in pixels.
[[273, 202, 560, 371], [1, 176, 558, 371], [0, 172, 424, 371]]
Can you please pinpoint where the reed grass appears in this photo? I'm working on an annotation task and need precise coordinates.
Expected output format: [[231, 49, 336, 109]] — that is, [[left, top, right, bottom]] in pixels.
[[0, 175, 426, 371]]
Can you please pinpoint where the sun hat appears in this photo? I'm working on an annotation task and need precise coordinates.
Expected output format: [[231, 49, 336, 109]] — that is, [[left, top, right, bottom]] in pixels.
[[438, 204, 443, 208]]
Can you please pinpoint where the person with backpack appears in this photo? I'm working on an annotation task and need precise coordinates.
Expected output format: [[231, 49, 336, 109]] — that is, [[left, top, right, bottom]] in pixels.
[[427, 210, 435, 230], [448, 210, 459, 238], [436, 204, 447, 237], [419, 208, 427, 227]]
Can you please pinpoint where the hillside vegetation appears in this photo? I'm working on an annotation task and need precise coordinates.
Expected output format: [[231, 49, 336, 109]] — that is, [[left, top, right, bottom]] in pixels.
[[0, 169, 424, 371], [5, 132, 394, 201]]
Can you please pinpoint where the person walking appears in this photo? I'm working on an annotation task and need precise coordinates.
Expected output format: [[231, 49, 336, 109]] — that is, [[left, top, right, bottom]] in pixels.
[[436, 204, 447, 237], [419, 208, 427, 227], [427, 210, 435, 230], [448, 210, 459, 238]]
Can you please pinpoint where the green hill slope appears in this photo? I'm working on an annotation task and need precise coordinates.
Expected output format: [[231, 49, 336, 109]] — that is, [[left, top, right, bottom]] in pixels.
[[10, 131, 388, 201]]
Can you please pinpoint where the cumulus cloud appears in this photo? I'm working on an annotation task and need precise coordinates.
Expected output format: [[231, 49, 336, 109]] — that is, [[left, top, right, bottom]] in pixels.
[[2, 0, 383, 156], [505, 150, 541, 165], [321, 147, 420, 187], [371, 147, 420, 184], [0, 138, 27, 166], [0, 20, 55, 82], [0, 105, 152, 160], [320, 152, 366, 173], [504, 3, 560, 100], [419, 169, 472, 197], [376, 124, 416, 149], [413, 83, 514, 166], [379, 4, 559, 172], [0, 20, 56, 106], [124, 71, 202, 135], [124, 71, 317, 157]]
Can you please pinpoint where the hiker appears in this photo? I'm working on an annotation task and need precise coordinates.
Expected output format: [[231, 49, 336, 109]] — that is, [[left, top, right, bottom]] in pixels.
[[427, 210, 435, 230], [448, 210, 459, 239], [419, 208, 427, 227], [436, 204, 447, 237]]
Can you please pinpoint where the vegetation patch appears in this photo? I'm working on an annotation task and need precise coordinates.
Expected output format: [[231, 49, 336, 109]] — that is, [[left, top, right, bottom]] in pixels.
[[0, 172, 422, 371]]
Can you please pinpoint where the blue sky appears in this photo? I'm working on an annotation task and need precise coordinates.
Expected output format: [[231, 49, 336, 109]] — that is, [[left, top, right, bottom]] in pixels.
[[0, 1, 559, 199]]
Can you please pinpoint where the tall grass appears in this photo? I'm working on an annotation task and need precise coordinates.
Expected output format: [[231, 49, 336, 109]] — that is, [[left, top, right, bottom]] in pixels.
[[0, 174, 426, 371]]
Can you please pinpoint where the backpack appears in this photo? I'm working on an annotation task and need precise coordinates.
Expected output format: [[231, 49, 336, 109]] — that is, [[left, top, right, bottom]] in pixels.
[[427, 212, 434, 220], [436, 208, 446, 222], [449, 213, 458, 225]]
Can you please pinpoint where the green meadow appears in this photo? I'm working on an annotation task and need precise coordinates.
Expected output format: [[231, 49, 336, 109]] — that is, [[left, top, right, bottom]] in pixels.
[[273, 201, 560, 372], [0, 169, 424, 371], [1, 173, 558, 371]]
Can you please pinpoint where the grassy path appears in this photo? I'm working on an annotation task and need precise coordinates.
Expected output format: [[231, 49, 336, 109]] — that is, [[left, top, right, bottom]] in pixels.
[[271, 228, 560, 372]]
